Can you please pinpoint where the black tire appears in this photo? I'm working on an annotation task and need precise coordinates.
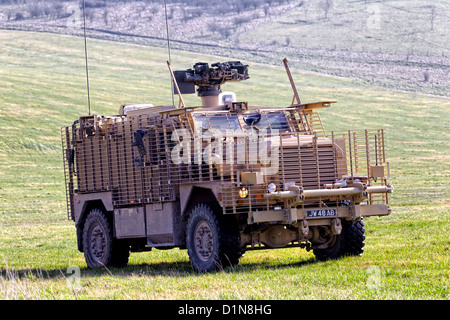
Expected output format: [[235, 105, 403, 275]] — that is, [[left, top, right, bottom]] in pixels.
[[312, 231, 344, 261], [313, 218, 365, 261], [186, 203, 241, 272], [82, 208, 130, 268], [342, 219, 365, 256]]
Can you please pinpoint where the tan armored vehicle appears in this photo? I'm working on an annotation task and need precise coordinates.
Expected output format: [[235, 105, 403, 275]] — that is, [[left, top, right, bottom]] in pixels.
[[61, 59, 393, 272]]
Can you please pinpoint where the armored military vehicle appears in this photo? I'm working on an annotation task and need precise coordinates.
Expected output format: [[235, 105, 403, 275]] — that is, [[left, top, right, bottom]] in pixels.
[[61, 59, 393, 272]]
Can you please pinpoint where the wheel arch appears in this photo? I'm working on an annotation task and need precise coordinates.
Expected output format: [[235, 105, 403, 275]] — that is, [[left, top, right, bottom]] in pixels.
[[180, 185, 221, 218], [74, 194, 113, 252]]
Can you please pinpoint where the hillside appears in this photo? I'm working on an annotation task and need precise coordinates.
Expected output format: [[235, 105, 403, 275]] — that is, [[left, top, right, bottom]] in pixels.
[[0, 0, 449, 96], [0, 30, 449, 299]]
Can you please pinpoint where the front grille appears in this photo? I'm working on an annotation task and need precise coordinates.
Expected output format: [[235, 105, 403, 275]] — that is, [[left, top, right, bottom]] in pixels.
[[279, 137, 336, 191]]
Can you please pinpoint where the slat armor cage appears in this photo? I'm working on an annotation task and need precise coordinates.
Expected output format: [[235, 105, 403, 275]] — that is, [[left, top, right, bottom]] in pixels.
[[61, 103, 390, 221]]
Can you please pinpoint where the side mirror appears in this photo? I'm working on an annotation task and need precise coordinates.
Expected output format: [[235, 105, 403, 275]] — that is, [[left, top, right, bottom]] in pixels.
[[243, 113, 261, 126]]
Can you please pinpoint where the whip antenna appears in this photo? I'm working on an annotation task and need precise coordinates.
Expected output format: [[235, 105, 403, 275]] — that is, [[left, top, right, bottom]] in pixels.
[[164, 0, 175, 107], [82, 0, 91, 115]]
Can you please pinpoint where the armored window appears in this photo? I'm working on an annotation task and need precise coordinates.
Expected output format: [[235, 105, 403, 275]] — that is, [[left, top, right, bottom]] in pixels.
[[193, 112, 242, 134], [243, 111, 291, 133]]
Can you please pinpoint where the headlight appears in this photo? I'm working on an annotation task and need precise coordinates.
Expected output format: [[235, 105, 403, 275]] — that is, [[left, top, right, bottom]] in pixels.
[[267, 183, 277, 193], [239, 187, 249, 199]]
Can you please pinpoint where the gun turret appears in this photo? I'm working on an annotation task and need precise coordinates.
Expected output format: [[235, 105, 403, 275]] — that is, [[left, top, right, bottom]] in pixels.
[[174, 61, 249, 107]]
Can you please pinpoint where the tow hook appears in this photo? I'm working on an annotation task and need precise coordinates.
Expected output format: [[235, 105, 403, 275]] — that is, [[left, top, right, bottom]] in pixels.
[[331, 218, 342, 235], [300, 219, 309, 237]]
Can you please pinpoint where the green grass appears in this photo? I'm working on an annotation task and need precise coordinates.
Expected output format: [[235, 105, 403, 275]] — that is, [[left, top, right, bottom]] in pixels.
[[0, 30, 449, 300]]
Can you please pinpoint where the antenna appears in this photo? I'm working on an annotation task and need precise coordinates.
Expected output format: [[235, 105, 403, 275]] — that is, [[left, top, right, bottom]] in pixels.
[[283, 58, 301, 105], [164, 0, 175, 107], [167, 60, 186, 108], [82, 0, 91, 115]]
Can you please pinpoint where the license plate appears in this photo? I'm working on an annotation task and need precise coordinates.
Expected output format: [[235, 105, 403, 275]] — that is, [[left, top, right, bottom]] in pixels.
[[306, 208, 337, 218]]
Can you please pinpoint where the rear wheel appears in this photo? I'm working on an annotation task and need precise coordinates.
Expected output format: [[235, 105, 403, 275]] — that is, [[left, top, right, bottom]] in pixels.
[[186, 203, 241, 272], [82, 208, 129, 268]]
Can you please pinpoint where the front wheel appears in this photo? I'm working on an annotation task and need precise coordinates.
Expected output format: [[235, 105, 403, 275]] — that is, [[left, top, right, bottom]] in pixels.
[[313, 219, 365, 261], [82, 208, 129, 268], [342, 219, 365, 256], [186, 203, 241, 272]]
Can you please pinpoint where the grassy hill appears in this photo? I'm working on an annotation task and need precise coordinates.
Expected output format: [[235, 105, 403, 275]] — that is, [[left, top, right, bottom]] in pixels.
[[0, 30, 449, 299], [1, 0, 449, 97]]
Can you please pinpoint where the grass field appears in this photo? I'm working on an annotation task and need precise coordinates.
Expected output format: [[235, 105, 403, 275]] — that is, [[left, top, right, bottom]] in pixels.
[[1, 0, 449, 98], [0, 30, 449, 300]]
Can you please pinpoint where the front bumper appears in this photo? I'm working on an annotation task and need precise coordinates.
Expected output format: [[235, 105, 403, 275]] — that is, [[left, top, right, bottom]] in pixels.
[[247, 203, 391, 225], [265, 184, 393, 204], [246, 183, 393, 225]]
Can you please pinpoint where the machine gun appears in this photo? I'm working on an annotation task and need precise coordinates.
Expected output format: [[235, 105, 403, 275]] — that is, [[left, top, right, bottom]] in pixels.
[[172, 61, 249, 108]]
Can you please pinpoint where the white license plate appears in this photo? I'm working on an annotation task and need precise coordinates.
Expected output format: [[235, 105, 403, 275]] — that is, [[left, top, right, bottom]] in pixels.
[[306, 208, 337, 218]]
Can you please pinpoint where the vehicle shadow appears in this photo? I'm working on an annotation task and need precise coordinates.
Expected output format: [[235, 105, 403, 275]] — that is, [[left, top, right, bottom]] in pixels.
[[0, 256, 320, 281], [234, 256, 318, 273]]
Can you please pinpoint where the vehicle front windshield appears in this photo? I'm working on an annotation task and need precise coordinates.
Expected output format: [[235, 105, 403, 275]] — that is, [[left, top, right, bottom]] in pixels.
[[193, 112, 242, 134], [243, 111, 291, 132], [192, 110, 293, 135]]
